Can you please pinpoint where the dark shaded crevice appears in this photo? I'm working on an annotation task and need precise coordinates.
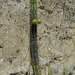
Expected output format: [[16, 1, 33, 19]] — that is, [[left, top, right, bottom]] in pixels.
[[39, 5, 53, 14], [10, 73, 19, 75], [39, 5, 44, 10], [0, 45, 3, 48], [46, 9, 53, 14], [59, 36, 72, 41], [10, 71, 30, 75], [24, 72, 29, 75], [16, 0, 21, 3], [0, 24, 3, 28], [4, 49, 20, 64], [10, 71, 23, 75]]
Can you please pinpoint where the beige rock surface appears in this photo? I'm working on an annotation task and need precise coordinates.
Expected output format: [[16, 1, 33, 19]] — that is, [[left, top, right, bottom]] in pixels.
[[0, 0, 75, 75]]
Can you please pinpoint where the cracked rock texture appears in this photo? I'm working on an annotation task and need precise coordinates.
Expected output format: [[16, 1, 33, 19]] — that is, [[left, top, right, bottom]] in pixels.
[[0, 0, 75, 75]]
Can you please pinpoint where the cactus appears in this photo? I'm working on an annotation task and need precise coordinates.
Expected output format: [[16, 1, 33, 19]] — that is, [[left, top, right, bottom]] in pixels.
[[30, 0, 40, 75], [32, 19, 38, 24], [37, 19, 42, 24]]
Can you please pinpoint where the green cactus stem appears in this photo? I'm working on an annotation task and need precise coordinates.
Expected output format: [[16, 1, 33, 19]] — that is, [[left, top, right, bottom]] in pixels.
[[30, 0, 40, 75]]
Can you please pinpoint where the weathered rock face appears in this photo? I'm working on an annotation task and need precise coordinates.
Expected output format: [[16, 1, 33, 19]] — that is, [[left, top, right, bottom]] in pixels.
[[0, 0, 30, 75], [0, 0, 75, 75]]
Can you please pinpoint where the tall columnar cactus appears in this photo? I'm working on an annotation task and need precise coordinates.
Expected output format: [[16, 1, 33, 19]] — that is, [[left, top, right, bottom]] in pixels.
[[30, 0, 40, 75]]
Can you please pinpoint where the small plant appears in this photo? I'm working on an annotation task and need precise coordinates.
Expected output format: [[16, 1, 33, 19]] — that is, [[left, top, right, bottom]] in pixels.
[[63, 68, 66, 75], [68, 72, 73, 75], [48, 64, 52, 75], [63, 64, 66, 75], [16, 49, 20, 53], [44, 65, 47, 75], [73, 66, 75, 70], [38, 66, 41, 75]]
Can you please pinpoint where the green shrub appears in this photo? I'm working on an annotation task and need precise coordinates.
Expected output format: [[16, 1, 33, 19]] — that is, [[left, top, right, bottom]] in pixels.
[[68, 72, 73, 75]]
